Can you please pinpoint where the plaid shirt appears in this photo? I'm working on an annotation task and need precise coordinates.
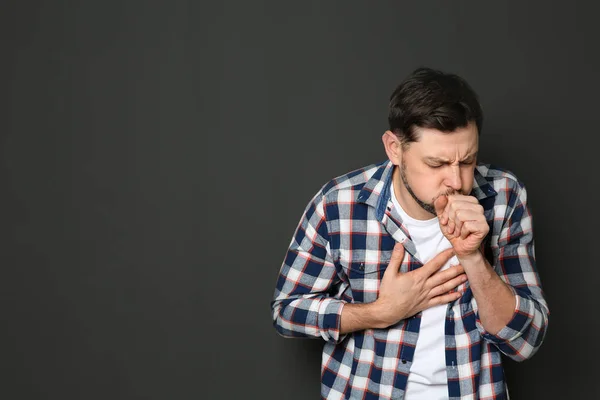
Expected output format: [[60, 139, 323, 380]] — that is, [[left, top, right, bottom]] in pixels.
[[271, 160, 549, 400]]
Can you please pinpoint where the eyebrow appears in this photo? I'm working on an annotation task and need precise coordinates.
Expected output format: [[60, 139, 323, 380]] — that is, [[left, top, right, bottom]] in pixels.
[[423, 152, 478, 164]]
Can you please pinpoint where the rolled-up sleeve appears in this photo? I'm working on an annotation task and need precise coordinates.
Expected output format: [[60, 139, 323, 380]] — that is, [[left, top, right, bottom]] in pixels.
[[478, 181, 550, 361], [270, 189, 348, 343]]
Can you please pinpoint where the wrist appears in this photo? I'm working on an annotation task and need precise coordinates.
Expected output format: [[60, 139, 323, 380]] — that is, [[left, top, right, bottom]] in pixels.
[[457, 249, 485, 268], [372, 298, 396, 329]]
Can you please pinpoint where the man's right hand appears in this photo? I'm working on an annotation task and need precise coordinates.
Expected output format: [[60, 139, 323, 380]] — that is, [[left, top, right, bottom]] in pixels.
[[375, 242, 466, 328]]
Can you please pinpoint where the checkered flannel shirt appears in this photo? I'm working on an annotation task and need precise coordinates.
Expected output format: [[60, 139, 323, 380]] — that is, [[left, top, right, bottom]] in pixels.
[[271, 160, 549, 399]]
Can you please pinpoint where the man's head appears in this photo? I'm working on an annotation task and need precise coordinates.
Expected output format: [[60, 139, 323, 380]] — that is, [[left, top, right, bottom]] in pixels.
[[382, 67, 483, 219]]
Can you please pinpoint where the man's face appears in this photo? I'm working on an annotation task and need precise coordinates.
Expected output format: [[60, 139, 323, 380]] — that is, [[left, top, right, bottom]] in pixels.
[[393, 122, 479, 219]]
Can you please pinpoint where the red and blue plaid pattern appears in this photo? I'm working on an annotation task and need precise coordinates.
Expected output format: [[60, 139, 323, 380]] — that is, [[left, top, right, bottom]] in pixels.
[[271, 160, 549, 400]]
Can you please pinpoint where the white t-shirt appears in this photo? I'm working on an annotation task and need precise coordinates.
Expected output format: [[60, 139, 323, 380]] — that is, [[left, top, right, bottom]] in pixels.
[[390, 182, 457, 400]]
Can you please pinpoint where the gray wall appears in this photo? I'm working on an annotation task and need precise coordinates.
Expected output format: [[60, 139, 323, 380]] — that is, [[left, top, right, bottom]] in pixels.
[[1, 1, 596, 399]]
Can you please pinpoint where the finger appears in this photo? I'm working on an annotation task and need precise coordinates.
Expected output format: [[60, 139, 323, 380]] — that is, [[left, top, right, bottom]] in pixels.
[[460, 220, 488, 240], [448, 207, 482, 237], [428, 291, 463, 307], [454, 215, 464, 237], [462, 195, 479, 204], [447, 215, 456, 236], [446, 200, 482, 218], [385, 241, 405, 276], [453, 209, 484, 222], [449, 194, 479, 204], [427, 263, 465, 288], [460, 222, 471, 240], [428, 273, 467, 297], [420, 247, 455, 277], [440, 212, 448, 226], [453, 209, 473, 237], [434, 195, 448, 221], [439, 223, 451, 238], [439, 213, 448, 226]]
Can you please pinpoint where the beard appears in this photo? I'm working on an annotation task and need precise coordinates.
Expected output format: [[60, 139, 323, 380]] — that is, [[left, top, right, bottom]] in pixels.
[[399, 160, 463, 216]]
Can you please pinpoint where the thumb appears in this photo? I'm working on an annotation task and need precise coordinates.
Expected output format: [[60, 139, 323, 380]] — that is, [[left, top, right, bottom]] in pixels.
[[385, 241, 405, 276], [434, 195, 448, 218]]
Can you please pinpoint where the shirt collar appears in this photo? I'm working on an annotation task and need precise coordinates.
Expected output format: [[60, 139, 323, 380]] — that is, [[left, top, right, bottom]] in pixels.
[[357, 160, 498, 213]]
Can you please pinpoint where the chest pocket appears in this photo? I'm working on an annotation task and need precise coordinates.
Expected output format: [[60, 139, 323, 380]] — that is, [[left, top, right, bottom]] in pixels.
[[346, 260, 390, 304]]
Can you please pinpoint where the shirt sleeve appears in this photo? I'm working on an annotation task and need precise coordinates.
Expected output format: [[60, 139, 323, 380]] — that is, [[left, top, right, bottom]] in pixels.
[[477, 180, 550, 361], [270, 187, 348, 343]]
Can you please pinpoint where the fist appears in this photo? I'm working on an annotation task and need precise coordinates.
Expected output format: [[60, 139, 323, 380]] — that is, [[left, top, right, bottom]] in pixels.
[[434, 194, 489, 257]]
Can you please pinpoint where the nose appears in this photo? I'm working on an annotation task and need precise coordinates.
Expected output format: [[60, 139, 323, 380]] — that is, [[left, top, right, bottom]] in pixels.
[[446, 165, 462, 191]]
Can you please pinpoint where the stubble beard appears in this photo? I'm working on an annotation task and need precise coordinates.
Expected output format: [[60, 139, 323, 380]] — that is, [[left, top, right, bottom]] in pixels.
[[399, 160, 462, 216]]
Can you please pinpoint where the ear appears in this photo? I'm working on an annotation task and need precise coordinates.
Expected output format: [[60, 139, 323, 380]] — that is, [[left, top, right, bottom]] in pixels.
[[382, 131, 403, 166]]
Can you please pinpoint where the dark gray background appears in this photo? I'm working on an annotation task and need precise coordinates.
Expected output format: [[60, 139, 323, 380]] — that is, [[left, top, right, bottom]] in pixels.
[[1, 1, 596, 399]]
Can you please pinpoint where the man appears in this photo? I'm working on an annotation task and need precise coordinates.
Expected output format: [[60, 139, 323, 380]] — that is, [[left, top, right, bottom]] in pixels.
[[271, 67, 549, 400]]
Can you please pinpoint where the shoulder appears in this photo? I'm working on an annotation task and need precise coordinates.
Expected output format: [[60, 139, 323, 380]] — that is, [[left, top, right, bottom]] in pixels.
[[475, 163, 531, 212], [318, 161, 386, 198], [476, 163, 527, 192]]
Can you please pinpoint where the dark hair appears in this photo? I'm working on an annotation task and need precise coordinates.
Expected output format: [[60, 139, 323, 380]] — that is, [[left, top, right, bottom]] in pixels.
[[388, 67, 483, 146]]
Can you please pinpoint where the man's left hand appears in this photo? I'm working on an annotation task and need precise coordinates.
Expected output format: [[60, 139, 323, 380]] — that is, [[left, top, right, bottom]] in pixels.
[[434, 195, 489, 258]]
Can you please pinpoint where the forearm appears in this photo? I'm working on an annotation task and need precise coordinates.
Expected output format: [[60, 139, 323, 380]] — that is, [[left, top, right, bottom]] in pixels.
[[459, 250, 516, 335], [445, 185, 549, 361], [340, 301, 391, 334], [458, 243, 549, 361]]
